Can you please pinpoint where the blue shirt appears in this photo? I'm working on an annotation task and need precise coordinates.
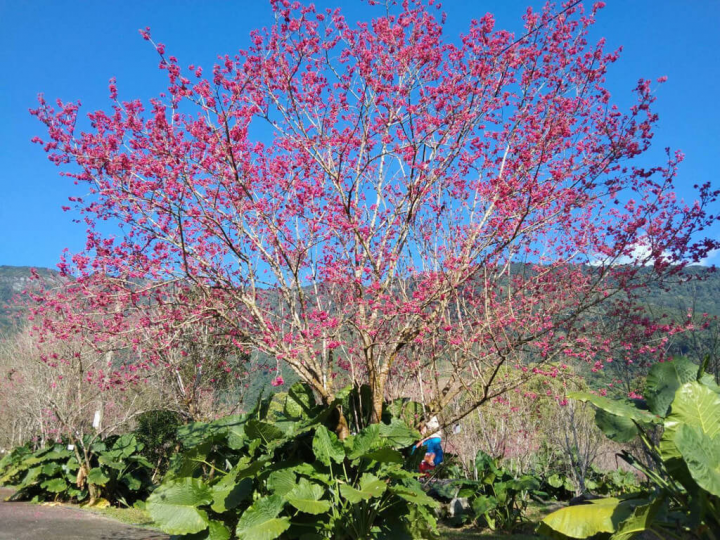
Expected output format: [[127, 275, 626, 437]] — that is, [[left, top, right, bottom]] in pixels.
[[420, 436, 443, 465]]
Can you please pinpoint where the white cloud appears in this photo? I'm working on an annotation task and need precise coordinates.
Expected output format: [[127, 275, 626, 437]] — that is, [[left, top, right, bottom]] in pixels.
[[589, 238, 670, 267], [695, 248, 720, 267]]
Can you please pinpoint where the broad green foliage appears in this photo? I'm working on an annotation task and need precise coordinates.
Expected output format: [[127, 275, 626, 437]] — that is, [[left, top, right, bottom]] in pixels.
[[146, 382, 438, 539], [645, 356, 702, 417], [536, 497, 654, 539], [146, 478, 213, 535], [539, 357, 720, 539], [569, 391, 658, 443], [235, 495, 290, 540], [0, 433, 154, 506], [539, 464, 639, 501], [434, 450, 545, 531]]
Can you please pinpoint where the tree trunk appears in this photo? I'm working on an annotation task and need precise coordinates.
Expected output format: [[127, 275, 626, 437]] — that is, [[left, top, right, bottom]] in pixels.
[[369, 372, 385, 425], [322, 394, 350, 440]]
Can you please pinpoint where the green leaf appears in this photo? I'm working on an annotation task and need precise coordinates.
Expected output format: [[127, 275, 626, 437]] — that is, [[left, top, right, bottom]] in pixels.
[[674, 424, 720, 497], [666, 381, 720, 438], [235, 494, 290, 540], [661, 381, 720, 479], [285, 382, 316, 419], [646, 357, 701, 417], [362, 447, 404, 463], [121, 474, 142, 491], [146, 478, 212, 535], [97, 455, 124, 470], [507, 475, 541, 491], [339, 473, 387, 503], [594, 408, 639, 443], [178, 421, 218, 449], [378, 418, 419, 448], [390, 484, 439, 507], [206, 520, 231, 540], [112, 433, 142, 457], [20, 466, 42, 486], [184, 520, 232, 540], [570, 392, 658, 426], [41, 449, 73, 461], [312, 425, 345, 466], [611, 499, 662, 540], [547, 474, 564, 489], [210, 457, 267, 513], [267, 469, 297, 496], [87, 468, 110, 486], [245, 420, 285, 444], [41, 478, 68, 493], [348, 425, 381, 459], [471, 495, 497, 517], [537, 497, 642, 539], [42, 462, 61, 477], [211, 477, 253, 513], [286, 480, 331, 515]]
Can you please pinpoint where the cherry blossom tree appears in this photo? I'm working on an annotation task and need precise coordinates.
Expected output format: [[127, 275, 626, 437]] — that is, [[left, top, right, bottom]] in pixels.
[[31, 0, 718, 432]]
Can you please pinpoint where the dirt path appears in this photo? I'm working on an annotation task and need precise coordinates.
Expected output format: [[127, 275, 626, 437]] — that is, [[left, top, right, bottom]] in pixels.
[[0, 488, 168, 540]]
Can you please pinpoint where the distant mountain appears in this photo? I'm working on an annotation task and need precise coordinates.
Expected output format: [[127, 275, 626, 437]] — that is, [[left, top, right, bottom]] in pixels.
[[1, 264, 718, 338], [0, 266, 65, 335]]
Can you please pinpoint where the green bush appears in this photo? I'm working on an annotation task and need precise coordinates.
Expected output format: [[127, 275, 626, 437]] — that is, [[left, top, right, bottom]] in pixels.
[[0, 434, 154, 506], [146, 382, 439, 539], [135, 409, 184, 477], [433, 450, 545, 531]]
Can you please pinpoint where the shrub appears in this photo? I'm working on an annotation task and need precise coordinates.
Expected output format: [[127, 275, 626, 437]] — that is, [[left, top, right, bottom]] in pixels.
[[146, 382, 439, 539], [1, 434, 154, 506], [134, 409, 184, 478]]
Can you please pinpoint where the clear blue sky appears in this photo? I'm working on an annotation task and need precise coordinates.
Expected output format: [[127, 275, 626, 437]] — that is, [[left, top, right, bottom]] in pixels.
[[1, 0, 718, 269]]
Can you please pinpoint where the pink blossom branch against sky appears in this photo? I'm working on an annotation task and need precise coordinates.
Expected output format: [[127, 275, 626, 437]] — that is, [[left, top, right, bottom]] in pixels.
[[0, 0, 718, 268]]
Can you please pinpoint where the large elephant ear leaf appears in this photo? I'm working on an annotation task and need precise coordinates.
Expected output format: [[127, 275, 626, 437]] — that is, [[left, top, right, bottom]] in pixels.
[[569, 392, 658, 425], [660, 381, 720, 488], [286, 480, 331, 515], [674, 424, 720, 497], [646, 357, 702, 417], [339, 473, 387, 503], [87, 468, 110, 486], [378, 418, 419, 448], [146, 478, 212, 535], [235, 494, 290, 540], [569, 392, 658, 443], [665, 382, 720, 437], [594, 409, 639, 443], [41, 478, 68, 493], [267, 469, 297, 496], [347, 424, 381, 459], [606, 499, 662, 540], [312, 425, 345, 466], [211, 477, 253, 513], [245, 420, 285, 444], [537, 497, 642, 539], [285, 382, 316, 420]]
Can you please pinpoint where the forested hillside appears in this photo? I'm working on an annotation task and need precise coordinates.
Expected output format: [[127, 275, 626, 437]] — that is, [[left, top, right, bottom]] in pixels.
[[0, 266, 66, 335], [2, 264, 719, 335]]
